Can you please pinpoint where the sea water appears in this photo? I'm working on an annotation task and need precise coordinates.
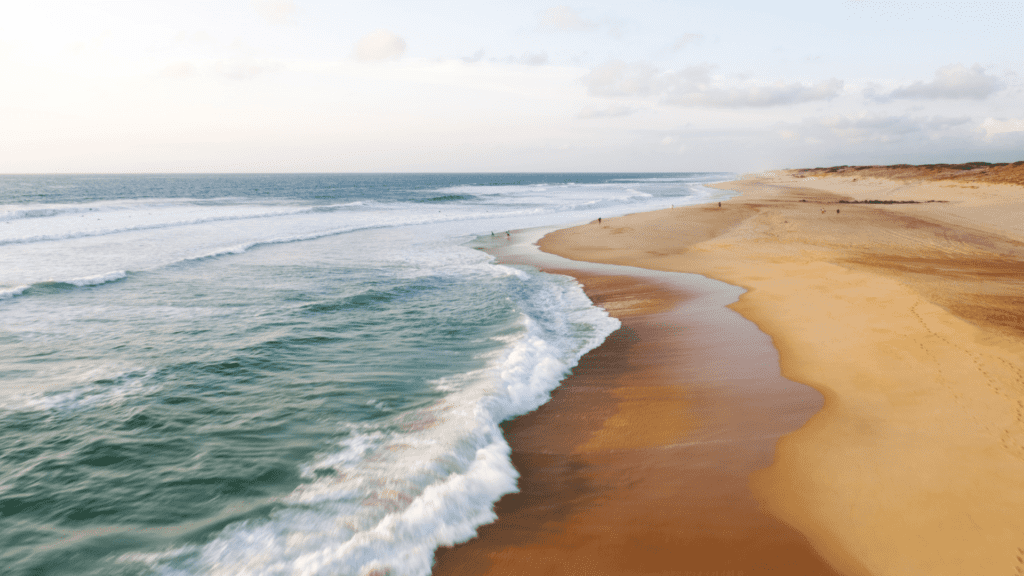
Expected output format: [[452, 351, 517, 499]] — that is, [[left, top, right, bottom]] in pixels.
[[0, 173, 731, 576]]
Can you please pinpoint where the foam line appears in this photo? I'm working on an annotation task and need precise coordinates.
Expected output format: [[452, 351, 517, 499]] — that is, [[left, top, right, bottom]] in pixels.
[[0, 203, 370, 246], [0, 285, 30, 300], [127, 266, 619, 576]]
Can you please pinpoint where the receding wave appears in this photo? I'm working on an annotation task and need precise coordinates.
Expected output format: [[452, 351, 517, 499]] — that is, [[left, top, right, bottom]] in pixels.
[[0, 202, 368, 246], [68, 270, 129, 287], [299, 290, 396, 315], [125, 267, 620, 576], [4, 218, 482, 301], [0, 204, 132, 221], [417, 194, 478, 203], [0, 368, 159, 414], [0, 285, 30, 300], [1, 271, 129, 301]]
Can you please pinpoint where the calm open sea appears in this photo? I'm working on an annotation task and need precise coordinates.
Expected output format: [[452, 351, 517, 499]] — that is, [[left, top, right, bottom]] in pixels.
[[0, 173, 731, 576]]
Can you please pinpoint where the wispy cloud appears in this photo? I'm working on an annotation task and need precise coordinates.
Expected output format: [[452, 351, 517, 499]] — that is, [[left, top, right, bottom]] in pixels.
[[580, 60, 660, 97], [671, 33, 702, 50], [215, 58, 283, 80], [158, 57, 283, 80], [577, 104, 637, 119], [498, 51, 549, 66], [866, 63, 1004, 101], [161, 62, 198, 79], [582, 60, 843, 107], [783, 113, 972, 144], [173, 30, 217, 48], [664, 73, 843, 108], [519, 51, 548, 66], [354, 30, 406, 62], [462, 49, 485, 64], [542, 6, 598, 31], [981, 117, 1024, 138], [252, 0, 297, 25]]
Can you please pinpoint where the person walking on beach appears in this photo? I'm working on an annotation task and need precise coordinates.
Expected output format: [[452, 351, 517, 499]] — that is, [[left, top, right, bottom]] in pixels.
[[598, 217, 602, 224]]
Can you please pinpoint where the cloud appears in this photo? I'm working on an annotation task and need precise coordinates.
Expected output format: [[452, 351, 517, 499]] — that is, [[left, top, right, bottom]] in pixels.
[[665, 76, 844, 108], [577, 104, 637, 119], [462, 49, 485, 64], [215, 58, 283, 80], [672, 33, 702, 50], [784, 113, 972, 144], [981, 117, 1024, 137], [161, 62, 198, 79], [252, 0, 297, 24], [580, 60, 661, 97], [542, 6, 598, 30], [867, 63, 1004, 101], [173, 30, 217, 48], [157, 58, 282, 80], [499, 51, 549, 66], [354, 30, 407, 62], [519, 51, 548, 66], [581, 60, 843, 107]]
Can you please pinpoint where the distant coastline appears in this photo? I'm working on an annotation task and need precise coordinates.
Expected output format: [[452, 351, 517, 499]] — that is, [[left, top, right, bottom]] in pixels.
[[788, 160, 1024, 186]]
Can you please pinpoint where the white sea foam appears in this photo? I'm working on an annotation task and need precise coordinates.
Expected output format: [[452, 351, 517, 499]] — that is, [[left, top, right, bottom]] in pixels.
[[0, 367, 159, 414], [128, 265, 618, 576], [2, 177, 732, 293], [0, 200, 368, 224], [5, 173, 735, 576], [0, 203, 347, 246], [0, 272, 125, 302], [0, 204, 99, 221], [67, 270, 128, 287], [0, 284, 29, 300]]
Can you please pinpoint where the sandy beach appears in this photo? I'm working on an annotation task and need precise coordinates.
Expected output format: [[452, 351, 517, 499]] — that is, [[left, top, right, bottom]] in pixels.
[[434, 249, 846, 575], [436, 165, 1024, 576]]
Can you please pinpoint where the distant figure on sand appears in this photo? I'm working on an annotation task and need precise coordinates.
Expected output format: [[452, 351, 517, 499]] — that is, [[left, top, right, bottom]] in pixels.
[[821, 208, 825, 214], [598, 217, 602, 224], [506, 231, 510, 238], [718, 202, 721, 207], [837, 209, 840, 214]]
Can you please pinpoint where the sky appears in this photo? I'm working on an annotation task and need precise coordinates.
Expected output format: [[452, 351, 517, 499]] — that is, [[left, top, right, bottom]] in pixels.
[[1, 0, 1022, 173]]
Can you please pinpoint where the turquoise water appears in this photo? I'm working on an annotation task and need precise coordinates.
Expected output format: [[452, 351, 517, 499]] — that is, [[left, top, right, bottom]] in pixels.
[[0, 173, 731, 575]]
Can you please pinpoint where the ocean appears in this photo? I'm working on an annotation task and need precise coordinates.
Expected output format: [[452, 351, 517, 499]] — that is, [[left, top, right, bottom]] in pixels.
[[0, 173, 731, 576]]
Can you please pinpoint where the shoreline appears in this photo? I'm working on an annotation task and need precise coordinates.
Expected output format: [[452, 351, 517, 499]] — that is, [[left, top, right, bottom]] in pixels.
[[433, 229, 847, 574], [532, 172, 1024, 575]]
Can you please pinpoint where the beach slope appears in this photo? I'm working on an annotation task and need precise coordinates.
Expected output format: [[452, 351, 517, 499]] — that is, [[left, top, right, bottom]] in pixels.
[[537, 168, 1024, 575]]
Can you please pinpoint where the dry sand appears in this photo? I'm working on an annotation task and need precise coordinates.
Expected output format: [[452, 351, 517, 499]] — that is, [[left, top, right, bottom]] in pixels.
[[532, 171, 1024, 575]]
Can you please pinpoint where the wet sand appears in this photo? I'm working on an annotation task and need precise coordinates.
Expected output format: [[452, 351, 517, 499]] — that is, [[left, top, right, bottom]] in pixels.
[[433, 236, 848, 575]]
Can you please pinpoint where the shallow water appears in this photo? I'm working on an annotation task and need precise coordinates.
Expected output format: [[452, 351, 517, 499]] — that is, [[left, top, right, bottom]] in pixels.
[[0, 173, 731, 576]]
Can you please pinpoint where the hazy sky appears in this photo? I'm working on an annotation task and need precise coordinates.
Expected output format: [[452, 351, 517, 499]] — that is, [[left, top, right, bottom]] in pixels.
[[2, 0, 1022, 172]]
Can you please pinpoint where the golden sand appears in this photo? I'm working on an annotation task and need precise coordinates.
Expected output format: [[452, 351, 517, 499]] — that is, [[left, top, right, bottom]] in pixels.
[[536, 171, 1024, 575], [434, 271, 844, 575]]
